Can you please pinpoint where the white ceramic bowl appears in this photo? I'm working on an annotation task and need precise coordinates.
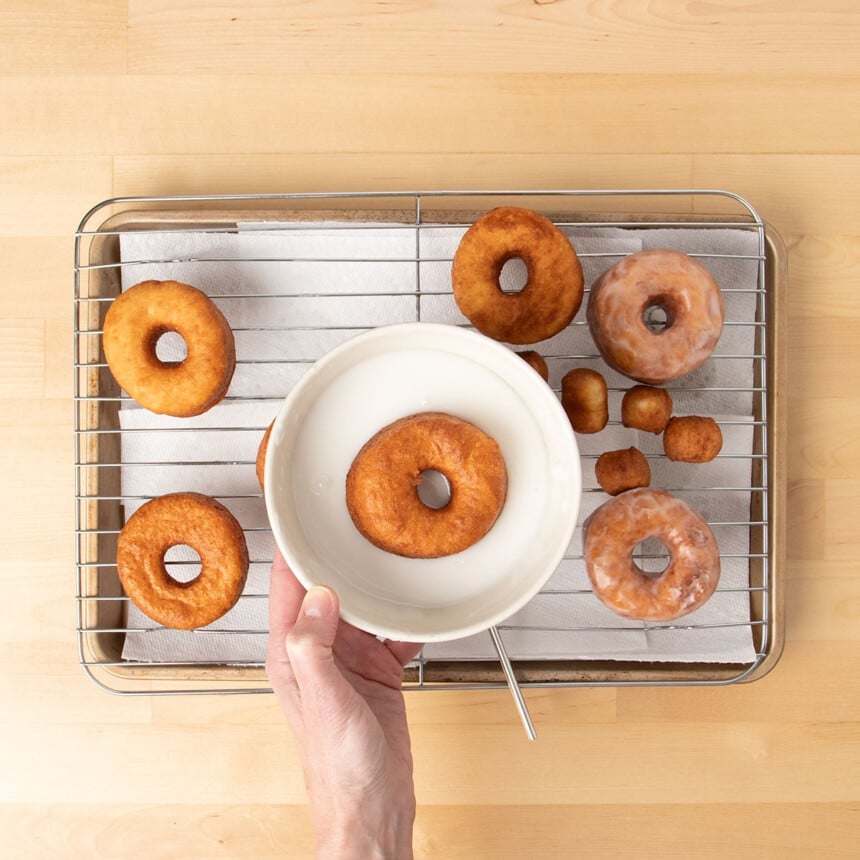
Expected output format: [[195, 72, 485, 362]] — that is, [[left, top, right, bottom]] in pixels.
[[264, 322, 581, 643]]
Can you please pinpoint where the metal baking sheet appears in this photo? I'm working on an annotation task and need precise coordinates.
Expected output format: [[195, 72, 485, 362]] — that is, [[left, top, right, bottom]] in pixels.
[[74, 191, 785, 695]]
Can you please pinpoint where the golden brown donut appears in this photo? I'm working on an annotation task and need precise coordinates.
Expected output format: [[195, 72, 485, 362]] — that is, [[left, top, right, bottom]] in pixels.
[[583, 488, 721, 621], [516, 350, 549, 381], [561, 368, 608, 434], [346, 412, 507, 559], [256, 421, 274, 490], [116, 492, 249, 630], [663, 416, 723, 463], [621, 385, 673, 434], [103, 279, 236, 417], [451, 207, 584, 344], [587, 249, 725, 384], [595, 447, 651, 496]]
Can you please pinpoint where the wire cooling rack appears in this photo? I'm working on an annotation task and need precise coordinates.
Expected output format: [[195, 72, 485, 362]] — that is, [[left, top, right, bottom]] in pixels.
[[75, 190, 785, 695]]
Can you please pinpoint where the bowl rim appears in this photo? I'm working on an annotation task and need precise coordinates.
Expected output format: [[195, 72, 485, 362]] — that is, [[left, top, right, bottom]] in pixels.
[[264, 321, 581, 642]]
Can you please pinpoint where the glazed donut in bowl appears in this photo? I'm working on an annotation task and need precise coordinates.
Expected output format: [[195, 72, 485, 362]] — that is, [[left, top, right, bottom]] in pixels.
[[346, 412, 508, 559], [103, 279, 235, 417], [116, 492, 249, 630], [587, 249, 725, 384], [583, 487, 720, 621], [264, 322, 581, 643], [452, 207, 584, 344]]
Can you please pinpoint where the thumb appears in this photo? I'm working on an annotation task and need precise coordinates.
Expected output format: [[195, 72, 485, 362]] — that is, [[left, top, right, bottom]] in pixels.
[[284, 586, 353, 712]]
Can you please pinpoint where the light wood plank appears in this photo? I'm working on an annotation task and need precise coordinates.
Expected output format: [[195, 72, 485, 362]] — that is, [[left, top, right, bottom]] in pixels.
[[0, 319, 44, 397], [0, 157, 113, 235], [617, 641, 860, 724], [0, 238, 76, 319], [785, 234, 860, 319], [0, 1, 127, 75], [1, 801, 856, 860], [1, 76, 857, 157], [127, 0, 860, 76], [111, 152, 694, 198], [787, 397, 860, 480]]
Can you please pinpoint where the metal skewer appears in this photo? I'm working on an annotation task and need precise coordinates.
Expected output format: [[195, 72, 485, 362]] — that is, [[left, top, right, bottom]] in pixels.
[[489, 625, 537, 741]]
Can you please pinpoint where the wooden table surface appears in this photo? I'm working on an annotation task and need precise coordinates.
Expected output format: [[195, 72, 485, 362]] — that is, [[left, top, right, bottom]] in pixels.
[[2, 2, 858, 857]]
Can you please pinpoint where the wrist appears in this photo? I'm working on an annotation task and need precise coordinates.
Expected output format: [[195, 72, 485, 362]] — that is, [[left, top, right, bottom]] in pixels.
[[314, 795, 415, 860]]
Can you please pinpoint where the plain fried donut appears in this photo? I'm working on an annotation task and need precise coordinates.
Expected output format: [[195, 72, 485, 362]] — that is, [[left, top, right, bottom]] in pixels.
[[256, 421, 274, 490], [583, 488, 721, 621], [452, 207, 584, 344], [116, 492, 249, 630], [103, 279, 236, 417], [587, 249, 725, 384], [346, 412, 508, 559]]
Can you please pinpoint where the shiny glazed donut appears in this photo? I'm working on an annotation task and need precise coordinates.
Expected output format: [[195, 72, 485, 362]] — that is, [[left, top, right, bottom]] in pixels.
[[587, 249, 725, 384], [452, 207, 584, 344], [346, 412, 508, 559], [583, 488, 721, 621], [103, 280, 236, 417], [116, 492, 249, 629]]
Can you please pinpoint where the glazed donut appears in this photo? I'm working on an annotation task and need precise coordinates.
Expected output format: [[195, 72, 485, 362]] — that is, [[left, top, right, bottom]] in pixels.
[[346, 412, 507, 558], [561, 368, 608, 434], [256, 421, 274, 490], [583, 488, 721, 621], [621, 385, 673, 434], [516, 350, 549, 381], [103, 280, 236, 417], [587, 249, 725, 384], [116, 492, 249, 630], [663, 416, 723, 463], [595, 447, 651, 496], [452, 207, 584, 344]]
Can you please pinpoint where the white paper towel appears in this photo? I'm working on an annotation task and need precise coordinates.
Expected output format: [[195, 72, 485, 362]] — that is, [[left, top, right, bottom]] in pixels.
[[118, 219, 761, 665]]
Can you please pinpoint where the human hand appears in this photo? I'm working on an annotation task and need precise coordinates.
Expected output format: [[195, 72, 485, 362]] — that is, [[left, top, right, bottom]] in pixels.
[[266, 549, 422, 860]]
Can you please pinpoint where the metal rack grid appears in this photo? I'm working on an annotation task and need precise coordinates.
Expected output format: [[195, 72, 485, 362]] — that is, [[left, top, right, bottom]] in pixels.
[[74, 190, 784, 696]]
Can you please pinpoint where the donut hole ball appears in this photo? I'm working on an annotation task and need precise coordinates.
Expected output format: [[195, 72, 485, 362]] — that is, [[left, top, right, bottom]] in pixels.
[[664, 416, 723, 463], [595, 446, 651, 496], [162, 543, 203, 584], [621, 385, 673, 434], [561, 368, 608, 434], [516, 350, 549, 382], [256, 421, 274, 491], [416, 468, 453, 510]]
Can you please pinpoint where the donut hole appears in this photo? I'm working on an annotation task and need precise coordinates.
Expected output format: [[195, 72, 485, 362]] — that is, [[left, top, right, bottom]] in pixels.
[[163, 544, 203, 584], [642, 298, 675, 334], [632, 536, 671, 577], [416, 469, 452, 510], [498, 256, 529, 294], [153, 328, 189, 364]]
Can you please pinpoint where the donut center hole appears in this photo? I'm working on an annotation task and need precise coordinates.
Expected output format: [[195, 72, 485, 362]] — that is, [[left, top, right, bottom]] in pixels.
[[163, 544, 202, 584], [499, 256, 529, 294], [633, 536, 671, 577], [417, 469, 452, 510], [643, 299, 674, 334], [154, 329, 188, 364]]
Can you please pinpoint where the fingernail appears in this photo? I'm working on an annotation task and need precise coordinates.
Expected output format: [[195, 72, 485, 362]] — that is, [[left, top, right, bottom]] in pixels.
[[303, 586, 334, 618]]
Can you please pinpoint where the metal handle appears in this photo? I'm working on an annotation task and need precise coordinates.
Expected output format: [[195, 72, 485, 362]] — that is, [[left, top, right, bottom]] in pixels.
[[489, 625, 537, 741]]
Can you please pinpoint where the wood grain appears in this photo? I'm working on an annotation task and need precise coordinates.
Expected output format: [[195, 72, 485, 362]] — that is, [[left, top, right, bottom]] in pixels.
[[1, 0, 858, 857]]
